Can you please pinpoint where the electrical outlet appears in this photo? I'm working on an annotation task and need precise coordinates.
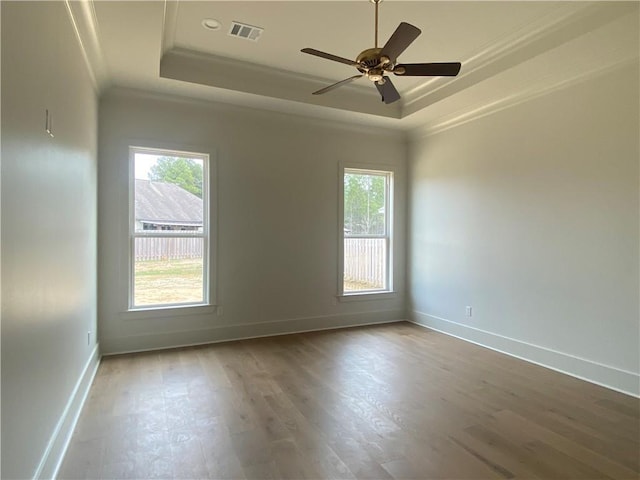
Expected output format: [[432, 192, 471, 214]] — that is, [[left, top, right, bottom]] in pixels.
[[465, 306, 473, 318]]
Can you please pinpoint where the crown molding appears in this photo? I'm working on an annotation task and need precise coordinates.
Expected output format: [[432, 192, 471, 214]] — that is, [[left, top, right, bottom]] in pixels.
[[409, 57, 639, 141], [159, 0, 398, 117], [74, 0, 638, 130], [64, 0, 109, 92], [159, 2, 637, 121], [161, 0, 179, 56], [160, 47, 401, 118], [102, 85, 406, 139], [401, 2, 639, 117]]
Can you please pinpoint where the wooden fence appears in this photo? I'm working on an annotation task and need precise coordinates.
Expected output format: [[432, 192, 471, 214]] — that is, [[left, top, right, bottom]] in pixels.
[[135, 237, 203, 261], [135, 237, 384, 288], [344, 238, 386, 288]]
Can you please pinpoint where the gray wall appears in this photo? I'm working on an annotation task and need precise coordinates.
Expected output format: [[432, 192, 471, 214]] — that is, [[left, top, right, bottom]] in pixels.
[[98, 89, 407, 354], [408, 63, 640, 395], [1, 2, 99, 479]]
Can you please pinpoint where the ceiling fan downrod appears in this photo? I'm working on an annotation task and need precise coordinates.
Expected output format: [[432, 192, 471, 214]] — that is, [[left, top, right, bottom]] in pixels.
[[373, 0, 381, 48]]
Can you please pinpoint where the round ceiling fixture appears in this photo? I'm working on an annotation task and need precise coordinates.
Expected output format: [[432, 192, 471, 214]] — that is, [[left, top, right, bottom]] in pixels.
[[201, 18, 222, 31]]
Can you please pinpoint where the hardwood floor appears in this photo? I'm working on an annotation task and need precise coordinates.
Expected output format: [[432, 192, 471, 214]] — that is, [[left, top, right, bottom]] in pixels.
[[58, 323, 639, 479]]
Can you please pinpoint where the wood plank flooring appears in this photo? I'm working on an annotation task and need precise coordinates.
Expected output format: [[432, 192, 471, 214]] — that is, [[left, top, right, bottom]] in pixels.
[[58, 323, 640, 479]]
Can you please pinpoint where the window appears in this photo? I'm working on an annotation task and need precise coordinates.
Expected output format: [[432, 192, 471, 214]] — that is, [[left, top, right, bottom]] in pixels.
[[340, 167, 393, 295], [129, 147, 210, 309]]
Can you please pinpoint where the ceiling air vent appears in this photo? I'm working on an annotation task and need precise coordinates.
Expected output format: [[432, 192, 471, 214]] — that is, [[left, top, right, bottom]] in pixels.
[[228, 21, 263, 42]]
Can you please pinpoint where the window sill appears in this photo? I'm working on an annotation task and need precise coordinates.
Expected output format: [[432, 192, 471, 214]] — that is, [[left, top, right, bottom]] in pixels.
[[337, 291, 397, 302], [120, 304, 217, 320]]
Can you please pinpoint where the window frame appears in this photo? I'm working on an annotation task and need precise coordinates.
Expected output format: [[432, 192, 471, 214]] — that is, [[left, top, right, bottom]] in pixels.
[[338, 163, 395, 298], [128, 145, 213, 311]]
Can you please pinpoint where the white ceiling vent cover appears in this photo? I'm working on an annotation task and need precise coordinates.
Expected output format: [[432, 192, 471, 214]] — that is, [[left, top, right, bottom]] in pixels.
[[228, 21, 264, 42]]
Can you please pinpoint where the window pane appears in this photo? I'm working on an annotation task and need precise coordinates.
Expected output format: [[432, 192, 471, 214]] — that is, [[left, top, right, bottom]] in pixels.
[[133, 237, 204, 306], [344, 238, 386, 292], [344, 172, 386, 236], [134, 154, 204, 233]]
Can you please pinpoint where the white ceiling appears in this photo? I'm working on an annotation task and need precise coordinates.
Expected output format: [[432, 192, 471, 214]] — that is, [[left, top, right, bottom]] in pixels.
[[71, 1, 639, 132]]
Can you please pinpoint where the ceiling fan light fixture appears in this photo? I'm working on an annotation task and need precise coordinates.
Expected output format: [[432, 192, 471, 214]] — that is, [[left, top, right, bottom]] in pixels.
[[201, 18, 222, 31], [368, 69, 384, 82]]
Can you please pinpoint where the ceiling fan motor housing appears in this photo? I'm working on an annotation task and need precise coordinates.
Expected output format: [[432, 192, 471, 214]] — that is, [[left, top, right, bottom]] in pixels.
[[356, 48, 393, 81], [356, 48, 383, 69]]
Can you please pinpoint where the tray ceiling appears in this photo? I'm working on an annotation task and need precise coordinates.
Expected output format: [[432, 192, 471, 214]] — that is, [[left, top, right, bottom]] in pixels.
[[69, 1, 639, 132]]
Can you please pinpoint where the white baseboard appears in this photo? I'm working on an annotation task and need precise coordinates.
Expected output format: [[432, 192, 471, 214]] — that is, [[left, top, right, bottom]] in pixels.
[[102, 309, 406, 355], [410, 311, 639, 398], [33, 344, 101, 480]]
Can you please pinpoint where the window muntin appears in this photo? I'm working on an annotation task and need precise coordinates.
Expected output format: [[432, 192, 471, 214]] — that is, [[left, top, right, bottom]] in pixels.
[[342, 168, 393, 294], [130, 147, 209, 309]]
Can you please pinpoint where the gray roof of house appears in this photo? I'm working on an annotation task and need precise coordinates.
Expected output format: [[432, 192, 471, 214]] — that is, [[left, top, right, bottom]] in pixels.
[[135, 179, 202, 225]]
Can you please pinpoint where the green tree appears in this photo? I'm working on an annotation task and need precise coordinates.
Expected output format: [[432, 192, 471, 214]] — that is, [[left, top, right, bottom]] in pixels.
[[148, 157, 203, 198], [344, 173, 386, 235]]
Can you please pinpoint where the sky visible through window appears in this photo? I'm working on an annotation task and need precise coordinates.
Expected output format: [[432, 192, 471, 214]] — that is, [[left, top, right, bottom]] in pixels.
[[135, 153, 159, 179]]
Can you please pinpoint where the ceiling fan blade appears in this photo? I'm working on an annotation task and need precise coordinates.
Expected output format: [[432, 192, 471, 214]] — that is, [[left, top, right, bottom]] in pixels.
[[375, 77, 401, 104], [312, 75, 364, 95], [301, 48, 358, 67], [394, 62, 462, 77], [380, 22, 421, 63]]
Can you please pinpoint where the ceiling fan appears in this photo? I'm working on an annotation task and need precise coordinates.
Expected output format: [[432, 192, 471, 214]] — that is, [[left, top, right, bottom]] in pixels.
[[301, 0, 461, 104]]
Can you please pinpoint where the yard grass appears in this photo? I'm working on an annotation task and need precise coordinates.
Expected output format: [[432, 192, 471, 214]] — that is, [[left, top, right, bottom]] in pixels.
[[344, 279, 383, 292], [134, 258, 203, 306], [134, 258, 380, 306]]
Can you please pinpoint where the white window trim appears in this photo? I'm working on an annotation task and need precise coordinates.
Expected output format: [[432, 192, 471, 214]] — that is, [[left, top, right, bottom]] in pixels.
[[127, 145, 217, 312], [118, 304, 218, 320], [338, 162, 395, 299]]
